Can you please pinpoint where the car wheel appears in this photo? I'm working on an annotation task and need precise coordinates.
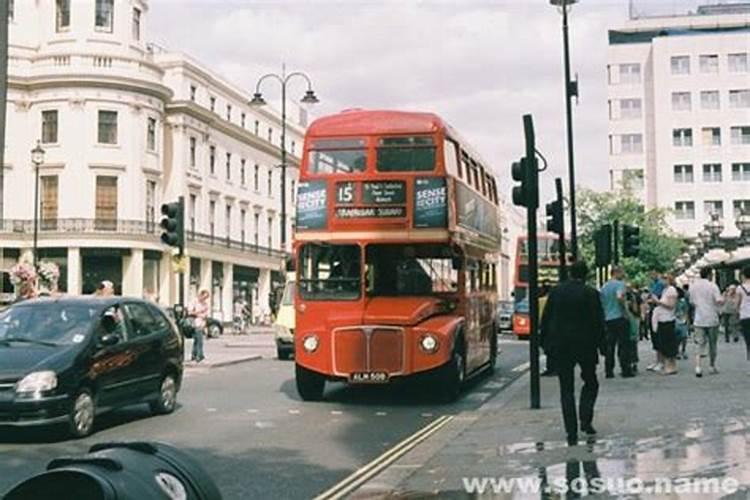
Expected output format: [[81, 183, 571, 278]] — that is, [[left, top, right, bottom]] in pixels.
[[207, 322, 222, 339], [439, 343, 465, 403], [150, 373, 178, 415], [68, 388, 95, 438], [295, 364, 325, 401]]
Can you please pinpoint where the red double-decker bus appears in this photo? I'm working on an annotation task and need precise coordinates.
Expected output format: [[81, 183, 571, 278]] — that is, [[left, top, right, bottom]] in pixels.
[[293, 110, 502, 401]]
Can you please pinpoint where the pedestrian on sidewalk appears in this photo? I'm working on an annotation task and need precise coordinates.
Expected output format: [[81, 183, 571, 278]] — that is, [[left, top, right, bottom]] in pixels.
[[675, 285, 690, 360], [646, 273, 666, 370], [600, 266, 632, 378], [650, 273, 679, 375], [689, 268, 724, 377], [737, 266, 750, 373], [720, 283, 741, 343], [625, 283, 641, 374], [189, 289, 210, 363], [541, 261, 606, 446]]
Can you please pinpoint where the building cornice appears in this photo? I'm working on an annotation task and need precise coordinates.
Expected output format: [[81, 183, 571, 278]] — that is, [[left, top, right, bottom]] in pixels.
[[8, 74, 173, 102]]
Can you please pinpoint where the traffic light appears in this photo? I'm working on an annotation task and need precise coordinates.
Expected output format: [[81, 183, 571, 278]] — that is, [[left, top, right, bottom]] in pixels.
[[511, 157, 538, 208], [595, 224, 612, 267], [160, 198, 185, 249], [546, 199, 563, 236], [622, 224, 640, 257]]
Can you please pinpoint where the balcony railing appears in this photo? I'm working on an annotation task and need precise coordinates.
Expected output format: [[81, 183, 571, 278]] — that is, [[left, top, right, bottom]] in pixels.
[[0, 219, 287, 259]]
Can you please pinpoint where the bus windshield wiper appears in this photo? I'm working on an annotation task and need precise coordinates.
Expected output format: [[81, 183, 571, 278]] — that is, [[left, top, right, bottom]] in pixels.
[[0, 337, 58, 347]]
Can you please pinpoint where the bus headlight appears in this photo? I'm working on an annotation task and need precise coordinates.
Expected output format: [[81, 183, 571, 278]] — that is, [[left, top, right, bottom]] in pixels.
[[419, 334, 439, 354], [302, 335, 319, 353]]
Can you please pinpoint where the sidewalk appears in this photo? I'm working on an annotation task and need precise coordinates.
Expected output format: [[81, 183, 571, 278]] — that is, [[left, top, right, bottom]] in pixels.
[[355, 341, 750, 499], [183, 328, 276, 368]]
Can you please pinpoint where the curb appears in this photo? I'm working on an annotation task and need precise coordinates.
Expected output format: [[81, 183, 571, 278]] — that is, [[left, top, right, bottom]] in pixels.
[[184, 354, 262, 369]]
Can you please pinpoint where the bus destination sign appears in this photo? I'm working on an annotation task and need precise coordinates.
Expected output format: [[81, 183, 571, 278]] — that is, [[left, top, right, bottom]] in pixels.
[[335, 206, 406, 219], [296, 180, 328, 230], [362, 181, 405, 205]]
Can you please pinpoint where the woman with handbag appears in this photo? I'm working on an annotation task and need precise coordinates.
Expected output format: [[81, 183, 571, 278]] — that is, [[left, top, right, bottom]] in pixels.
[[188, 289, 210, 363]]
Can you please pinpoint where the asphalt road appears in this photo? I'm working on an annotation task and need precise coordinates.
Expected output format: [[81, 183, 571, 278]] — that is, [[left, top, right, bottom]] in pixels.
[[0, 335, 529, 500]]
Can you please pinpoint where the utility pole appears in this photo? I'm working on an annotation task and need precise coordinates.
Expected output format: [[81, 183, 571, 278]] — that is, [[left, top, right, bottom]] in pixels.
[[555, 178, 568, 281]]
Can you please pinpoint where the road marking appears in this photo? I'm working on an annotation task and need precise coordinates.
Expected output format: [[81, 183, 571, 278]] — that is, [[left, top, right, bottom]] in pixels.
[[375, 411, 387, 417], [254, 421, 274, 429], [420, 413, 433, 418], [288, 409, 301, 415], [206, 408, 218, 412], [246, 409, 259, 414], [330, 410, 343, 416], [313, 415, 454, 500], [512, 362, 530, 372]]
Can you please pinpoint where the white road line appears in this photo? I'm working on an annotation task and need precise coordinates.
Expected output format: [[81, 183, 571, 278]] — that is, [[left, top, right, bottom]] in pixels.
[[246, 409, 259, 414], [375, 411, 387, 417], [420, 413, 433, 418], [512, 362, 530, 372], [206, 408, 218, 412], [330, 410, 343, 416], [289, 409, 301, 415]]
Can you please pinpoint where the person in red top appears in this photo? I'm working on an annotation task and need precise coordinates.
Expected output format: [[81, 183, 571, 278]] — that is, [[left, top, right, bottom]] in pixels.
[[189, 289, 210, 363]]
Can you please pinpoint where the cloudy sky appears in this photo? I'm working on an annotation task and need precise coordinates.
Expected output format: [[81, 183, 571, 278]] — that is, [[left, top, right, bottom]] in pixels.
[[149, 0, 716, 200]]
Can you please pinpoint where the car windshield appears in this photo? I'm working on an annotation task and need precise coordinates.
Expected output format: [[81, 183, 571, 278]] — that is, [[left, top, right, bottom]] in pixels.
[[376, 136, 436, 172], [308, 138, 367, 174], [0, 302, 99, 346], [299, 244, 361, 301], [281, 281, 295, 306], [366, 244, 458, 297]]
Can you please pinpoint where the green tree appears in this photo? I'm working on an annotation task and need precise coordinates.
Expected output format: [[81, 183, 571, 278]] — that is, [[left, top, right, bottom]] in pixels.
[[576, 187, 683, 287]]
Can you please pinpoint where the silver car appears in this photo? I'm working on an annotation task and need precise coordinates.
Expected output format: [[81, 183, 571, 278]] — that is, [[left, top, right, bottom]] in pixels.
[[496, 301, 513, 333]]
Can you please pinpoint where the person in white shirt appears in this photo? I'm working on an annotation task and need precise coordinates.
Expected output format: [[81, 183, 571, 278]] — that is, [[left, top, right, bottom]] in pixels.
[[689, 267, 724, 377], [651, 273, 679, 375], [737, 266, 750, 374]]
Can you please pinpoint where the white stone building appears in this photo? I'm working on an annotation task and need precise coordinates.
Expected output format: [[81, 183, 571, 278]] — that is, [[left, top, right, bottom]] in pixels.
[[607, 3, 750, 238], [1, 0, 307, 322]]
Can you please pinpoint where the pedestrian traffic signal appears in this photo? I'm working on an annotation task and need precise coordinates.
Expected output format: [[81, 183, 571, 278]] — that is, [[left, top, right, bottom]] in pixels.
[[595, 224, 612, 267], [546, 199, 563, 236], [511, 157, 538, 209], [622, 224, 640, 258], [160, 198, 184, 249]]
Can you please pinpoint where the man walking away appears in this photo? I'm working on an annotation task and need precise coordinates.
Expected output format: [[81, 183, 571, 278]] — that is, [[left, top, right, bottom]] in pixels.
[[600, 267, 632, 378], [541, 261, 606, 446], [690, 268, 724, 377], [738, 266, 750, 374]]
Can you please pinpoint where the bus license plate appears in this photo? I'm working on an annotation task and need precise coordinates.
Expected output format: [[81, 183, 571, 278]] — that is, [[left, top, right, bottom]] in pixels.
[[350, 372, 389, 384]]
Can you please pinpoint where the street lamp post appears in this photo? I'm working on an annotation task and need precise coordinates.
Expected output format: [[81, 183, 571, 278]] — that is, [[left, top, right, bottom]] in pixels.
[[250, 68, 318, 256], [735, 209, 750, 245], [704, 213, 724, 248], [550, 0, 579, 261], [30, 141, 45, 268]]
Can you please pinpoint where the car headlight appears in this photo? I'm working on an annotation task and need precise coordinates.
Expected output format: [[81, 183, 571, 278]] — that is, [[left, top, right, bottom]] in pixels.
[[419, 334, 439, 353], [16, 371, 57, 394], [302, 335, 319, 353]]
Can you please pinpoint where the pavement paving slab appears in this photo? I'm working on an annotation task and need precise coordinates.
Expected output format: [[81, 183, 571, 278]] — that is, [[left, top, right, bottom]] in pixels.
[[354, 341, 750, 499]]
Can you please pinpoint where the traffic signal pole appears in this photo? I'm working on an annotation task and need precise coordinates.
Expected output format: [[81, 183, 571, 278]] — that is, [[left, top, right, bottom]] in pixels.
[[613, 219, 619, 266], [554, 178, 567, 281], [524, 115, 541, 410], [178, 195, 185, 308]]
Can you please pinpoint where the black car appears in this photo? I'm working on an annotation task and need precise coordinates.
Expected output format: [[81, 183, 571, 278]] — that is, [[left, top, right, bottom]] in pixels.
[[0, 296, 183, 438]]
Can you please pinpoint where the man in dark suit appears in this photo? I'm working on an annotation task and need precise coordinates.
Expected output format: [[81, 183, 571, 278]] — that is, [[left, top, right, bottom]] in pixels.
[[541, 261, 606, 446]]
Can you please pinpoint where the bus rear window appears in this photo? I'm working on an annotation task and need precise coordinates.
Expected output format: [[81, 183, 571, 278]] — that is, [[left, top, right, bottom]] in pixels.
[[309, 138, 367, 174], [376, 136, 435, 172]]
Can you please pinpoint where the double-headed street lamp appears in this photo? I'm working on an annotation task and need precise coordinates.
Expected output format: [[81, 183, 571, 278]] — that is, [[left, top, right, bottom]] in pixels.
[[250, 68, 319, 255], [704, 213, 724, 248], [735, 209, 750, 245], [31, 141, 45, 267], [550, 0, 580, 261]]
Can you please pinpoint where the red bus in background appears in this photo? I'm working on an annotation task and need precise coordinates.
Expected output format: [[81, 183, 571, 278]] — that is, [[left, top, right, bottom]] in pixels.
[[293, 109, 502, 402], [511, 234, 561, 339]]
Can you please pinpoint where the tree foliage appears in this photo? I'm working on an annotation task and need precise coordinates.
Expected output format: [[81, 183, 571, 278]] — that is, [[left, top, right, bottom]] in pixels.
[[576, 187, 683, 287]]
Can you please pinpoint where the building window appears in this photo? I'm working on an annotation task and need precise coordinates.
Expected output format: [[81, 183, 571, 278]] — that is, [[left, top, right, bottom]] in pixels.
[[672, 128, 693, 147], [132, 7, 141, 40], [240, 209, 247, 244], [41, 176, 59, 228], [704, 200, 723, 219], [225, 204, 232, 238], [671, 55, 690, 75], [97, 110, 118, 144], [226, 104, 232, 122], [734, 200, 750, 218], [254, 120, 259, 135], [95, 0, 114, 32], [673, 164, 693, 183], [267, 216, 273, 249], [226, 152, 232, 180], [189, 194, 197, 233], [268, 128, 273, 143], [291, 179, 296, 202], [146, 180, 156, 230], [671, 92, 691, 111], [210, 96, 216, 112], [146, 117, 156, 152], [675, 201, 695, 220], [41, 110, 58, 144], [700, 90, 720, 110], [267, 168, 273, 196], [95, 176, 118, 229], [620, 134, 643, 154], [240, 159, 246, 186], [699, 54, 719, 73], [254, 164, 260, 191], [189, 85, 197, 102], [728, 53, 748, 73], [56, 0, 70, 31], [241, 113, 246, 128], [209, 200, 216, 237], [732, 163, 750, 181], [731, 126, 750, 145], [729, 89, 750, 109], [254, 213, 260, 246], [189, 137, 197, 167], [209, 145, 216, 175], [703, 164, 722, 183], [620, 98, 642, 119], [619, 63, 641, 83], [701, 127, 720, 146]]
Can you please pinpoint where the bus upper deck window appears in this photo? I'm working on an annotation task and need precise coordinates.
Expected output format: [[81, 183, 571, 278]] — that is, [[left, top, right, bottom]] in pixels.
[[309, 138, 367, 174], [376, 136, 435, 172]]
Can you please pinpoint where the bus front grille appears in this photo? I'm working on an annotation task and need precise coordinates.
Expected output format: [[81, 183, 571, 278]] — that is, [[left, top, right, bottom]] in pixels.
[[332, 326, 405, 376]]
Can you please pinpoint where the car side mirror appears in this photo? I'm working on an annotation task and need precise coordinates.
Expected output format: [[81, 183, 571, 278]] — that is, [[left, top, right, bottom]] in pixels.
[[99, 334, 120, 347]]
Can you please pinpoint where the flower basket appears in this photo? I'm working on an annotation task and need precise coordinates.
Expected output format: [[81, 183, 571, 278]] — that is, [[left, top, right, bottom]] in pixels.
[[38, 261, 60, 293]]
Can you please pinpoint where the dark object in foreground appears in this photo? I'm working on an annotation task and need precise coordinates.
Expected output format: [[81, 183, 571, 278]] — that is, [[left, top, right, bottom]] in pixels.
[[3, 441, 222, 500]]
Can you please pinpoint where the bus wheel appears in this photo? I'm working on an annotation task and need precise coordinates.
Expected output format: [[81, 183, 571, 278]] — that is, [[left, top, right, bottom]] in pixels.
[[439, 347, 465, 403], [295, 364, 325, 401]]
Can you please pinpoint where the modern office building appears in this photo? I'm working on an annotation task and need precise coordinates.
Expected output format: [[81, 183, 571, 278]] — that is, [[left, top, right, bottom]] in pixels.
[[1, 0, 306, 321], [607, 3, 750, 238]]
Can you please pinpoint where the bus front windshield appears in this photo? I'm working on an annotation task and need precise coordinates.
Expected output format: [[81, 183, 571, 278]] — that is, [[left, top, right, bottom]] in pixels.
[[299, 244, 361, 301], [366, 244, 458, 297]]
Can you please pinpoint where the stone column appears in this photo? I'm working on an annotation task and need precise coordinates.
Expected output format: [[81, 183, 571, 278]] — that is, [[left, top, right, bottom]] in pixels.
[[122, 249, 144, 297], [258, 268, 271, 321], [222, 262, 233, 323], [67, 247, 81, 295]]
